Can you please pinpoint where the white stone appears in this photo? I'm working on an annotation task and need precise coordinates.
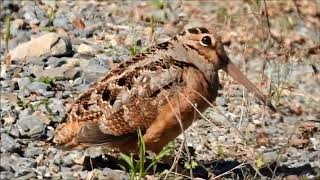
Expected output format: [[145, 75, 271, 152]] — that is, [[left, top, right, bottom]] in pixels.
[[8, 33, 71, 61], [77, 44, 98, 55]]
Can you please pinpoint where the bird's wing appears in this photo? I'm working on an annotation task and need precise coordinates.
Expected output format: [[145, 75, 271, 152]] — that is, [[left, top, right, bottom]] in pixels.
[[73, 64, 187, 144]]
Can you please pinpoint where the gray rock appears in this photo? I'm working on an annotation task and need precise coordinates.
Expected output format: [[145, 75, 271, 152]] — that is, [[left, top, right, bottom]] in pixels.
[[5, 154, 37, 177], [0, 171, 14, 180], [18, 77, 31, 90], [8, 126, 20, 138], [53, 17, 69, 28], [77, 44, 98, 55], [100, 167, 129, 180], [25, 57, 47, 65], [8, 33, 72, 62], [48, 163, 60, 173], [75, 26, 96, 38], [0, 92, 18, 106], [40, 18, 49, 27], [10, 19, 26, 36], [34, 66, 69, 80], [0, 153, 13, 171], [252, 119, 263, 125], [262, 151, 279, 163], [34, 166, 47, 177], [85, 147, 104, 158], [23, 11, 40, 25], [24, 145, 43, 158], [0, 133, 20, 153], [18, 108, 33, 118], [1, 112, 17, 125], [27, 82, 49, 94], [78, 171, 88, 180], [74, 83, 90, 92], [217, 136, 227, 142], [29, 125, 44, 137], [16, 115, 45, 137], [216, 96, 227, 107], [63, 67, 82, 80], [43, 91, 55, 98], [61, 171, 76, 180], [61, 156, 75, 167], [46, 57, 66, 67], [42, 0, 57, 9], [48, 98, 66, 118], [82, 60, 108, 83], [9, 31, 31, 50], [265, 127, 278, 134], [32, 111, 51, 125], [14, 168, 35, 177]]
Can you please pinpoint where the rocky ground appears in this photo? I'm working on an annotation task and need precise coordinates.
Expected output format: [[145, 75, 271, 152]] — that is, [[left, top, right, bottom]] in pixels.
[[0, 1, 319, 179]]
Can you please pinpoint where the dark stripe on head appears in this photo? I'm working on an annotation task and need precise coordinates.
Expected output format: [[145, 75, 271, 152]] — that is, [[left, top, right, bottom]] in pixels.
[[198, 27, 209, 33], [184, 44, 210, 62], [188, 28, 200, 34], [186, 44, 198, 51]]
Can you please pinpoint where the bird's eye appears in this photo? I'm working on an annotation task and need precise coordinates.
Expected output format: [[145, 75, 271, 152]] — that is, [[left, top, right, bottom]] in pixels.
[[200, 36, 211, 46]]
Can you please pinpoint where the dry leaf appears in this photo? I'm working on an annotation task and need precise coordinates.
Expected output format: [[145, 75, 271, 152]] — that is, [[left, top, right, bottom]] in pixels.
[[72, 18, 86, 29], [256, 132, 270, 147], [289, 138, 309, 148], [301, 122, 317, 132], [289, 103, 303, 115]]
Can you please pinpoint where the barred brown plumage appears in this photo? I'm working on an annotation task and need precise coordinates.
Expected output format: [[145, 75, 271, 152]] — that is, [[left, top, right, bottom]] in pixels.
[[53, 27, 276, 152]]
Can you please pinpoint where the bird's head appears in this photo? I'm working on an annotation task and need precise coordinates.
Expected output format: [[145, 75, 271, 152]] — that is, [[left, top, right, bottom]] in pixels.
[[170, 27, 276, 111]]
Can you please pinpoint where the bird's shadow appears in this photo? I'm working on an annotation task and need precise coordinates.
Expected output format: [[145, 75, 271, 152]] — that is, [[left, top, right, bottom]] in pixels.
[[82, 155, 316, 179]]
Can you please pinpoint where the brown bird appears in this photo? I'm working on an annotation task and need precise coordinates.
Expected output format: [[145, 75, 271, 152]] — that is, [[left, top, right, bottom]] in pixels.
[[53, 27, 275, 153]]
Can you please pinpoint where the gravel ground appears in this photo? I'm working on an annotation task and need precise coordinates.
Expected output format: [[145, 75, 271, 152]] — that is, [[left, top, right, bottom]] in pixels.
[[0, 1, 319, 179]]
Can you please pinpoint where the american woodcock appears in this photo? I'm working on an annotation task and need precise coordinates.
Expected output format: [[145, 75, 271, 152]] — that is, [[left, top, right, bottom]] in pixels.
[[53, 27, 276, 153]]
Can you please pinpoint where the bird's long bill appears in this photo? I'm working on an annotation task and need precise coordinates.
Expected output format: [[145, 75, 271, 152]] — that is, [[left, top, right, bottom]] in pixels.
[[223, 60, 276, 112]]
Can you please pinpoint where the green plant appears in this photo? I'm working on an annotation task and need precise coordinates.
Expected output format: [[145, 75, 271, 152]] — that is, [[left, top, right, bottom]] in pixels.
[[16, 97, 54, 117], [255, 0, 261, 7], [47, 7, 55, 26], [254, 154, 265, 169], [4, 16, 11, 51], [30, 76, 55, 87], [17, 97, 29, 109], [129, 40, 146, 56], [184, 160, 198, 170], [216, 144, 225, 159], [150, 16, 157, 37], [30, 98, 53, 114], [129, 44, 140, 56], [151, 0, 166, 9], [38, 7, 55, 32], [120, 129, 171, 179], [243, 0, 261, 8], [269, 64, 290, 105]]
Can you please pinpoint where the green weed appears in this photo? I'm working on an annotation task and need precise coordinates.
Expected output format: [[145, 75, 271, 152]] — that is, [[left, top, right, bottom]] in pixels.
[[216, 144, 225, 159], [16, 97, 54, 116], [47, 7, 55, 26], [254, 154, 265, 169], [129, 45, 140, 56], [30, 76, 55, 87], [184, 160, 198, 170], [4, 16, 11, 51], [151, 0, 166, 9], [38, 7, 55, 32], [120, 129, 171, 179]]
